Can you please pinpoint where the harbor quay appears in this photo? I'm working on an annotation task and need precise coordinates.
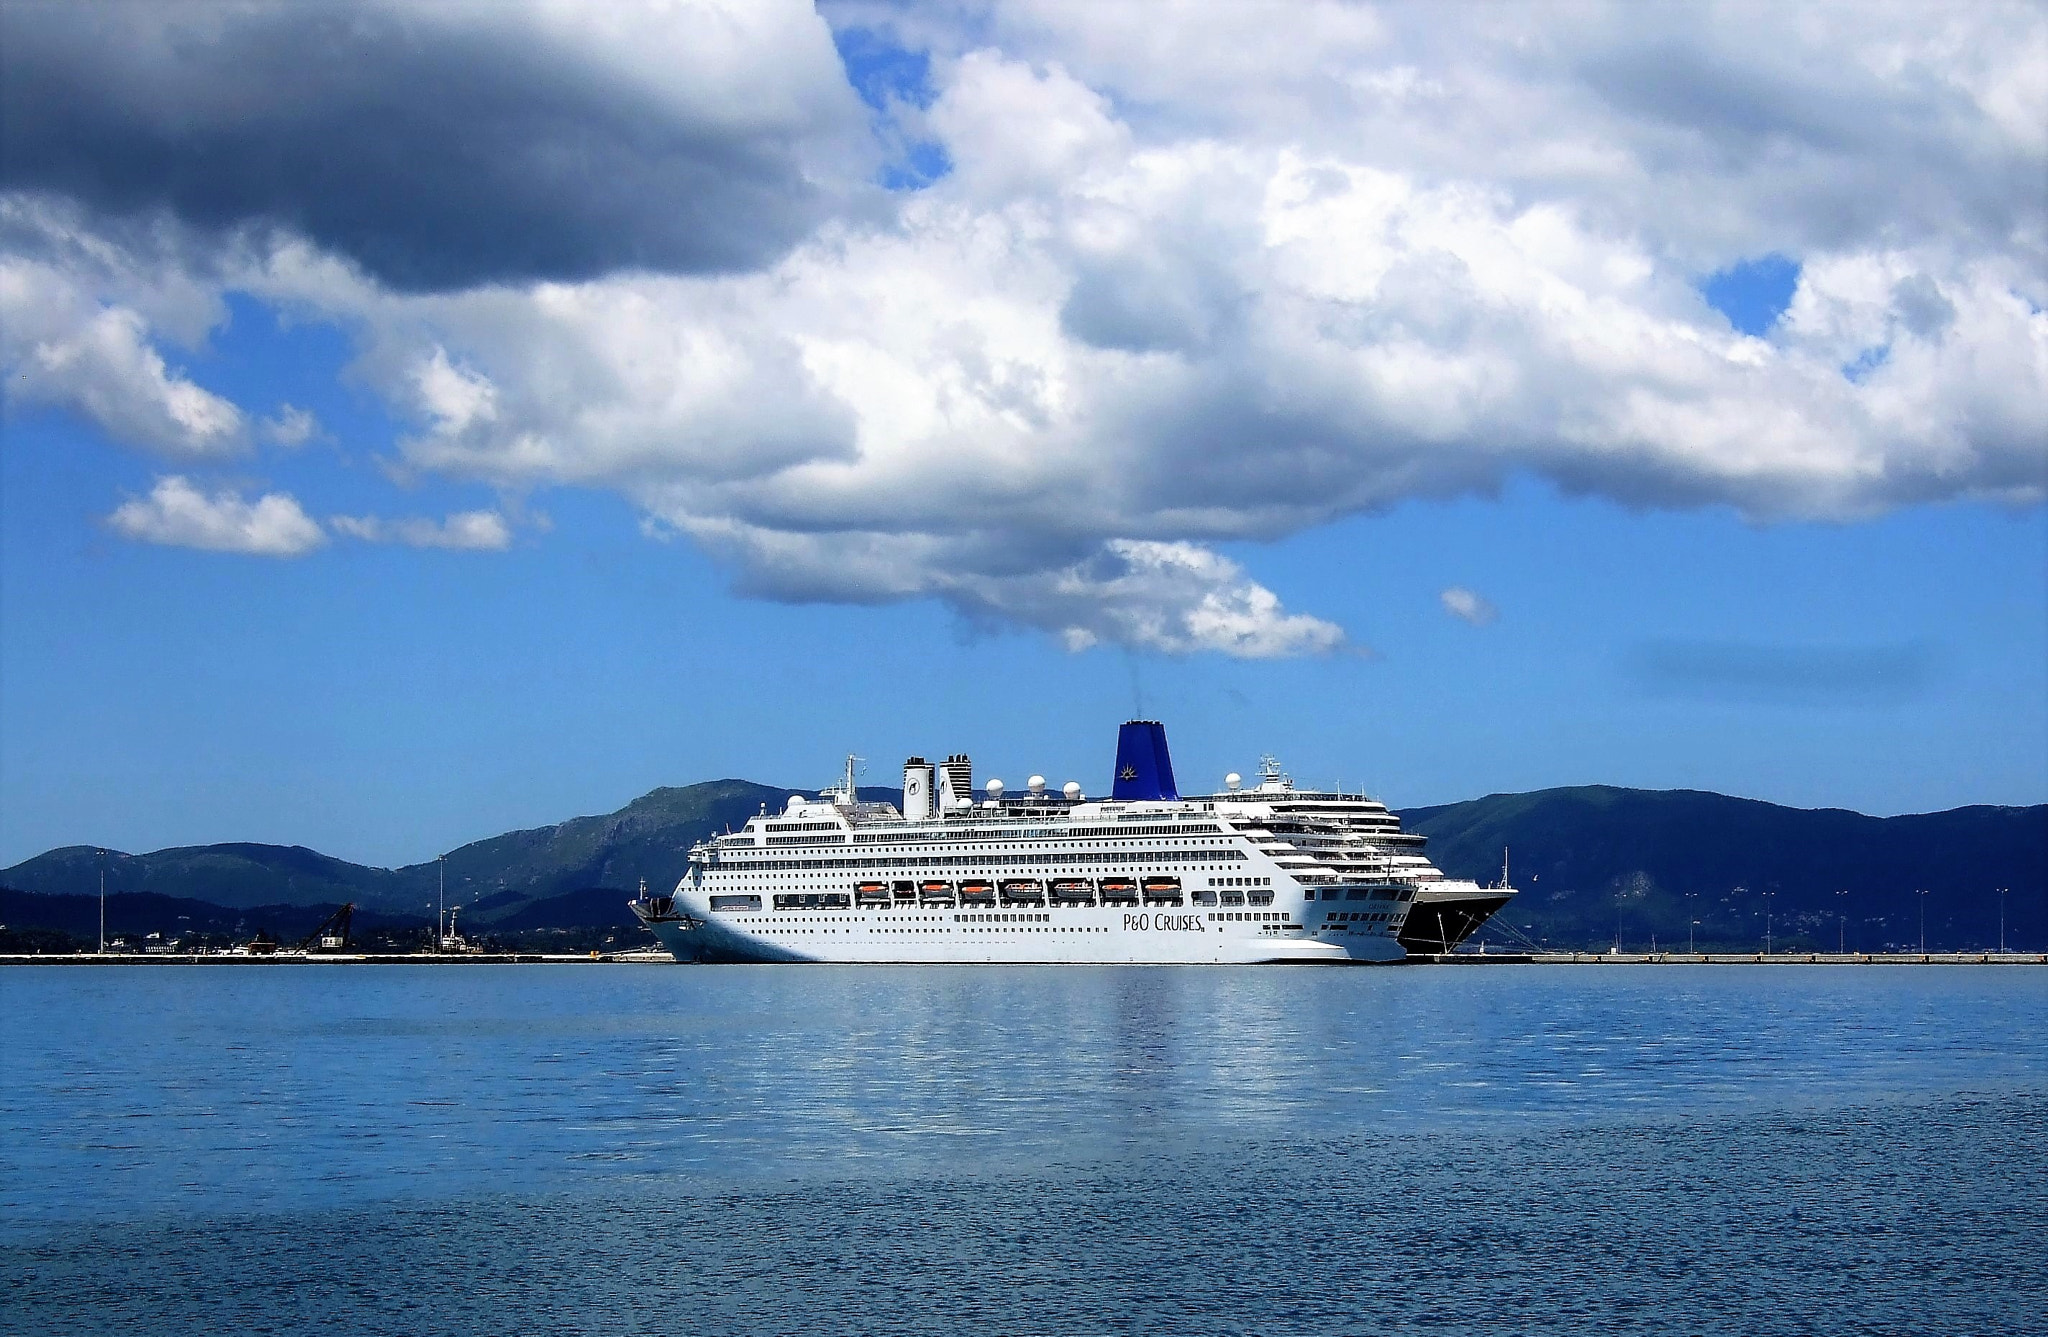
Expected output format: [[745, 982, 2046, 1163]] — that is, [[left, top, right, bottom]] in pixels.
[[1408, 951, 2048, 965], [0, 951, 668, 966]]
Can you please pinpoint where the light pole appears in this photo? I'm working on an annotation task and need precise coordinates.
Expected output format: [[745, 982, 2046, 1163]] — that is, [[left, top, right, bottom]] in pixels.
[[1837, 888, 1848, 955], [438, 856, 447, 952], [1685, 892, 1698, 955], [1999, 887, 2008, 954], [1764, 889, 1775, 955], [97, 849, 107, 954], [1917, 888, 1929, 953]]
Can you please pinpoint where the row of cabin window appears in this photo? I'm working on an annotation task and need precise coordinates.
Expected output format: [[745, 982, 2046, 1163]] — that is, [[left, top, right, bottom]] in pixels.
[[711, 850, 1248, 870], [711, 889, 1280, 913], [848, 823, 1226, 843]]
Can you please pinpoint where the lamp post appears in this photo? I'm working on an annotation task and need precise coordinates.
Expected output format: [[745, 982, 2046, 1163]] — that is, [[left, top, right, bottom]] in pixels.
[[1764, 889, 1775, 956], [1685, 892, 1698, 955], [1999, 887, 2008, 954], [438, 856, 447, 953], [1917, 888, 1929, 953], [97, 849, 107, 955], [1837, 888, 1848, 955]]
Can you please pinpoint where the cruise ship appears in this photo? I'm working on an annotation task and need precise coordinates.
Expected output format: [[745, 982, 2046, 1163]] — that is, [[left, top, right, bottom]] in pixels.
[[631, 721, 1515, 964]]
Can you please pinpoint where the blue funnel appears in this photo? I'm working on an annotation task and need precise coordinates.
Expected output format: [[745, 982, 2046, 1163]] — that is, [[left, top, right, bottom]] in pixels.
[[1111, 720, 1179, 801]]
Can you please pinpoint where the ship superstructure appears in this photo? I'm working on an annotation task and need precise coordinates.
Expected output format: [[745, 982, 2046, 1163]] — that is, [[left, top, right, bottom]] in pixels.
[[631, 721, 1510, 965], [1202, 759, 1517, 955]]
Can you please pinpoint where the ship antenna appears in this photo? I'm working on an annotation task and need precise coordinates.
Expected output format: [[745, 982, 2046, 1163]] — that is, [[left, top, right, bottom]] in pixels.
[[1501, 845, 1509, 890]]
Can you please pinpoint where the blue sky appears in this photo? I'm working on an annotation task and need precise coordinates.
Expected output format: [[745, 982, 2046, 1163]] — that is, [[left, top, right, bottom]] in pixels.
[[2, 3, 2043, 867]]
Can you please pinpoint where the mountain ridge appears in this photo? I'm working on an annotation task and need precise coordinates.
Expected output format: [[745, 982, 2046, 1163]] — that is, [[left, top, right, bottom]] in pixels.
[[1396, 785, 2045, 950]]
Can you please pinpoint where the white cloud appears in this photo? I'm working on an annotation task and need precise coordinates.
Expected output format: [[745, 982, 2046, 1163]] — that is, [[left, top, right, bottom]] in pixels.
[[677, 521, 1340, 655], [258, 403, 319, 447], [1440, 587, 1498, 627], [11, 3, 2048, 653], [1029, 541, 1346, 658], [1, 254, 244, 456], [107, 475, 325, 555], [330, 509, 513, 551]]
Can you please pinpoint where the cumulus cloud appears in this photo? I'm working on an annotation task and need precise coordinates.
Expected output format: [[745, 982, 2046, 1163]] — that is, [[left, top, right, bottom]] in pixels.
[[9, 3, 2048, 654], [1440, 587, 1498, 627], [679, 522, 1341, 654], [330, 510, 513, 551], [107, 475, 324, 555], [0, 0, 869, 290], [1027, 541, 1347, 658], [1, 248, 243, 456]]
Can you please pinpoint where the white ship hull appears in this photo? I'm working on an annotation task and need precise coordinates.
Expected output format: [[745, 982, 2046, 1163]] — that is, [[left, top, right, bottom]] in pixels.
[[635, 899, 1395, 964]]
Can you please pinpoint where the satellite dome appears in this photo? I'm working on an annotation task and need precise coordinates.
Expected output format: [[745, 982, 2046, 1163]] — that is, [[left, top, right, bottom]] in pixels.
[[1062, 781, 1082, 799], [1225, 772, 1242, 791], [985, 778, 1005, 797], [1028, 775, 1047, 793]]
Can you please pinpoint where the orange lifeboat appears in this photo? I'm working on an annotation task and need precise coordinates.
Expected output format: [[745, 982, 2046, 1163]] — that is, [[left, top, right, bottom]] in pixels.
[[1141, 876, 1183, 903]]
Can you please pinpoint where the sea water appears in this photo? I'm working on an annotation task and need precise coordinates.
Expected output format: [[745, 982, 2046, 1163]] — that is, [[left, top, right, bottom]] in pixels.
[[2, 963, 2043, 1334]]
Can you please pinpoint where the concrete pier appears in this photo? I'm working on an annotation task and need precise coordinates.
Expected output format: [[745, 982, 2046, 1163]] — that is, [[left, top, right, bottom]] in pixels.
[[0, 950, 674, 966], [1405, 950, 2047, 965]]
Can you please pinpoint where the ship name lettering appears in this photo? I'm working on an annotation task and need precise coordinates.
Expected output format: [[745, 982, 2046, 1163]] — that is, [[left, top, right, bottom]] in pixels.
[[1121, 912, 1205, 933]]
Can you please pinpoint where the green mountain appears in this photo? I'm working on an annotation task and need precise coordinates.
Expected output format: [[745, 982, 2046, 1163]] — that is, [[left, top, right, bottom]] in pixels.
[[1398, 787, 2046, 952], [1, 780, 851, 927], [2, 842, 417, 913], [424, 779, 811, 922]]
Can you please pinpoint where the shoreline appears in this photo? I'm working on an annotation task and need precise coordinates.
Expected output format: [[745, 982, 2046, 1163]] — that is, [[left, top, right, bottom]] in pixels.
[[1405, 950, 2048, 965], [0, 951, 665, 965]]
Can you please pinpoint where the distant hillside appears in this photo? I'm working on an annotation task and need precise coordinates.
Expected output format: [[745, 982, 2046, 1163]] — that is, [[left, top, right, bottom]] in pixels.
[[0, 887, 427, 950], [424, 779, 836, 920], [0, 780, 882, 929], [2, 842, 417, 913], [1399, 787, 2047, 952]]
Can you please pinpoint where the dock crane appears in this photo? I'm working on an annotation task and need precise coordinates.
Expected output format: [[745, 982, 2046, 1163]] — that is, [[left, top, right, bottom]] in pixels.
[[298, 903, 355, 954]]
